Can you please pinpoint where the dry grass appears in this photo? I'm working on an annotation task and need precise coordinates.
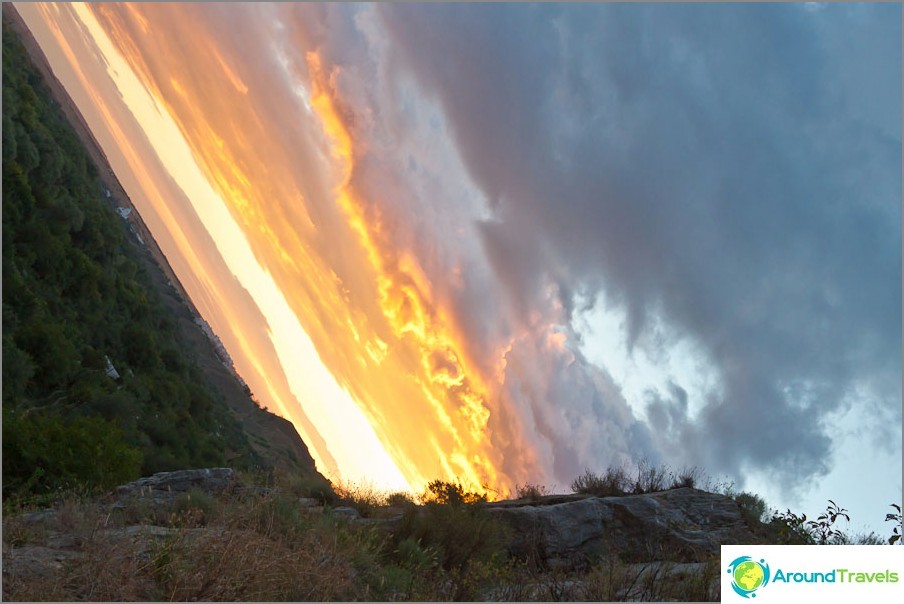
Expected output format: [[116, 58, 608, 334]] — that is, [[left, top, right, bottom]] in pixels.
[[3, 475, 724, 602], [2, 488, 383, 601]]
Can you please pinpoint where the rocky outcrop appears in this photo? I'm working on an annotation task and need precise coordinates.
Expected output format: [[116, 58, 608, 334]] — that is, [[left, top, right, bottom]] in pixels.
[[486, 487, 754, 567], [109, 468, 239, 511], [115, 468, 236, 498]]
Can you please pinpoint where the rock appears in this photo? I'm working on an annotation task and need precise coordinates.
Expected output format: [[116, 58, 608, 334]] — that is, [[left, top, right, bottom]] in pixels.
[[21, 509, 56, 525], [110, 468, 237, 511], [331, 506, 361, 520], [487, 487, 755, 568], [114, 468, 236, 499], [2, 545, 83, 584]]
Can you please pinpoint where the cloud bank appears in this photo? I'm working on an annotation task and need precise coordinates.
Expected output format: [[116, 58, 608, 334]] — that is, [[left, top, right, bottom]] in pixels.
[[22, 2, 901, 502]]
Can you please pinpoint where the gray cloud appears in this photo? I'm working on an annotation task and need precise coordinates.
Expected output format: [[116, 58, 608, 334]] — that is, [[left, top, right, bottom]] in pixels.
[[119, 2, 897, 493], [373, 3, 901, 491]]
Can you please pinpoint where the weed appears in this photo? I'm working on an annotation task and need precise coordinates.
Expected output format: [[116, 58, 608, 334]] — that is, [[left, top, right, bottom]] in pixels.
[[630, 459, 668, 494], [516, 483, 551, 501], [886, 503, 902, 545], [669, 466, 701, 489], [807, 500, 850, 545], [172, 488, 218, 526], [570, 467, 628, 497]]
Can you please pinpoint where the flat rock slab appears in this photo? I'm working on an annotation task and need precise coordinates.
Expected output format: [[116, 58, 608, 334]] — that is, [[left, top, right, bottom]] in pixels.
[[487, 487, 755, 566], [115, 468, 236, 499]]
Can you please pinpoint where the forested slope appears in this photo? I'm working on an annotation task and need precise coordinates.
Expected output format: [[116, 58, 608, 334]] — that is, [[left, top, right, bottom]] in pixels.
[[2, 18, 323, 502]]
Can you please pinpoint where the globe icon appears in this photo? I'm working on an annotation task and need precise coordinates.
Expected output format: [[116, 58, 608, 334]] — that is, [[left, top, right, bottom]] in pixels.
[[733, 560, 765, 592]]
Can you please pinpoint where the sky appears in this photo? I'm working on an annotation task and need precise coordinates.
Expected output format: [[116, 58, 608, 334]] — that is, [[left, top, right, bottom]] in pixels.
[[15, 2, 901, 535]]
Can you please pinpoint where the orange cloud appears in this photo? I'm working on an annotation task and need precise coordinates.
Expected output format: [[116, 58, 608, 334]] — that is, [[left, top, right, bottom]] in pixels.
[[35, 1, 550, 496]]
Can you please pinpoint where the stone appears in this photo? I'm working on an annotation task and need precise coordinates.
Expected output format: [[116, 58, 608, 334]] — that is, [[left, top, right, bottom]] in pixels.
[[486, 487, 755, 568], [114, 468, 236, 499], [331, 506, 361, 520]]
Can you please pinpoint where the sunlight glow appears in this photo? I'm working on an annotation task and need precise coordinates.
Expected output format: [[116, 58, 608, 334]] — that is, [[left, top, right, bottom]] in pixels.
[[65, 2, 410, 491]]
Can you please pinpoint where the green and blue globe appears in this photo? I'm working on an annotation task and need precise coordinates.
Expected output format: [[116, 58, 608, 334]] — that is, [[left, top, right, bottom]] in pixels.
[[727, 556, 771, 598]]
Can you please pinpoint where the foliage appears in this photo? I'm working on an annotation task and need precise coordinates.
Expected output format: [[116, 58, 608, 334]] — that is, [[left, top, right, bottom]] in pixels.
[[2, 407, 142, 502], [571, 467, 628, 497], [421, 479, 487, 506], [1, 20, 264, 501], [886, 504, 902, 545], [807, 499, 850, 545], [770, 508, 816, 545], [333, 479, 388, 518], [5, 471, 901, 602], [386, 491, 416, 507], [669, 466, 700, 489], [570, 462, 704, 498], [516, 482, 551, 501], [282, 473, 337, 505], [733, 491, 769, 526], [172, 488, 219, 526], [394, 483, 507, 571], [630, 459, 669, 494]]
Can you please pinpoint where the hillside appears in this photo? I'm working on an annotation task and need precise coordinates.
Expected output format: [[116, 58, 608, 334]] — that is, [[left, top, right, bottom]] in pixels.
[[1, 7, 328, 503]]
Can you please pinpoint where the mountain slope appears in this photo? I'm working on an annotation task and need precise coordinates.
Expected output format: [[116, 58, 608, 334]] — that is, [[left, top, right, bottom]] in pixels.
[[2, 6, 327, 501]]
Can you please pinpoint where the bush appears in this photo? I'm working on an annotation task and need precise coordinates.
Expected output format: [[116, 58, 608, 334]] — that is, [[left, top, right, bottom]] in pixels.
[[669, 466, 701, 489], [421, 479, 487, 506], [2, 407, 142, 501], [393, 502, 510, 571], [630, 460, 668, 494], [734, 491, 768, 526], [515, 483, 550, 501], [172, 488, 218, 525], [284, 473, 337, 505], [571, 467, 628, 497], [886, 504, 902, 545], [386, 491, 416, 507], [770, 509, 815, 545], [333, 480, 386, 518]]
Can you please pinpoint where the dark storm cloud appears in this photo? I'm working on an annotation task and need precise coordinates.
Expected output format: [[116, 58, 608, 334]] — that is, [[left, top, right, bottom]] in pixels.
[[378, 3, 902, 491]]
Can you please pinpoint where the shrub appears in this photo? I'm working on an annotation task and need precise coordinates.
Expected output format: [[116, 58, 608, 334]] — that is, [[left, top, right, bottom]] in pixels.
[[571, 467, 628, 497], [733, 491, 768, 526], [333, 480, 386, 518], [2, 408, 142, 501], [832, 531, 884, 545], [393, 498, 509, 571], [886, 504, 902, 545], [421, 479, 487, 506], [770, 509, 815, 545], [807, 500, 849, 545], [630, 460, 668, 494], [260, 469, 337, 504], [386, 491, 416, 508], [172, 488, 218, 525], [515, 482, 550, 501], [669, 466, 701, 489]]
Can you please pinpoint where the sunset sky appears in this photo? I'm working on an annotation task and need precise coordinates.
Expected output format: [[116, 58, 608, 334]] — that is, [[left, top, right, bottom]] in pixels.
[[15, 2, 901, 533]]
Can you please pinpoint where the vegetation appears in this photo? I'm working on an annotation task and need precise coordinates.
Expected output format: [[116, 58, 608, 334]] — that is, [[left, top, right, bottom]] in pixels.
[[570, 461, 702, 498], [7, 468, 897, 602], [1, 19, 266, 505]]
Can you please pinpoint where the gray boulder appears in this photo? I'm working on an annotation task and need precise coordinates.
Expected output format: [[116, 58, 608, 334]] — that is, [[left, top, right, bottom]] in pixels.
[[487, 487, 755, 568], [112, 468, 236, 507]]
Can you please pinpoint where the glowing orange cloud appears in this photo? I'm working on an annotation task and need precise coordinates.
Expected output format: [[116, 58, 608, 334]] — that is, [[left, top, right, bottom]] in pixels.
[[23, 1, 548, 496], [304, 50, 504, 490]]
